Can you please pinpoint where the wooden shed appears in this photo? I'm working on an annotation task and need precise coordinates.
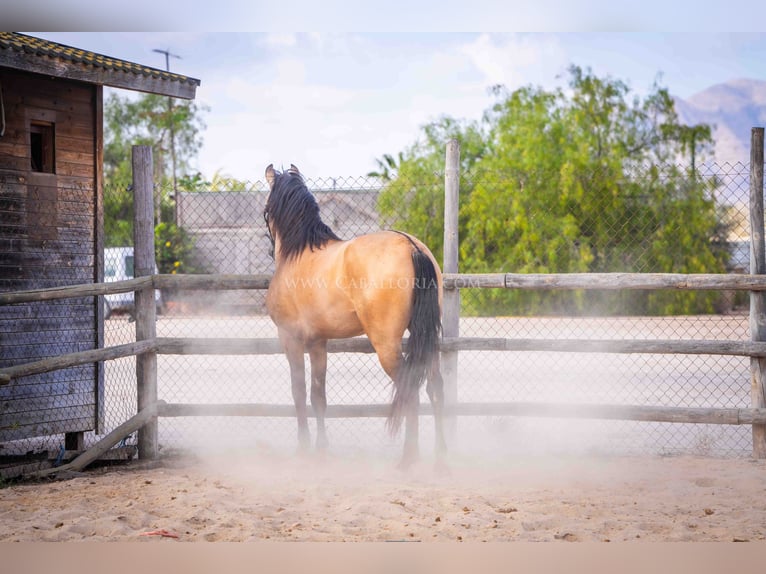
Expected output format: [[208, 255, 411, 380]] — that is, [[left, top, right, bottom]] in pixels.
[[0, 33, 200, 451]]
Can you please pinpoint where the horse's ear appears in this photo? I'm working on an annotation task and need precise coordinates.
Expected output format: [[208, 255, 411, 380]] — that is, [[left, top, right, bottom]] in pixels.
[[265, 164, 276, 189], [288, 164, 301, 176]]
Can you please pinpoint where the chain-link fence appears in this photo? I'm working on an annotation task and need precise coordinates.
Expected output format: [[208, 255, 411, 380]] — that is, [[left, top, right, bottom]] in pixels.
[[1, 160, 757, 476], [99, 161, 755, 460]]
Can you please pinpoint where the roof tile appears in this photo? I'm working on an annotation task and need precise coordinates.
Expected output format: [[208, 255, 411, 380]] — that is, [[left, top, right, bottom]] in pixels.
[[0, 32, 200, 88]]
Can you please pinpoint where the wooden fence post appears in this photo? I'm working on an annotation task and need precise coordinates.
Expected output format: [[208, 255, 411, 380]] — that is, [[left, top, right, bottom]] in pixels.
[[443, 139, 460, 440], [749, 127, 766, 459], [132, 145, 158, 460]]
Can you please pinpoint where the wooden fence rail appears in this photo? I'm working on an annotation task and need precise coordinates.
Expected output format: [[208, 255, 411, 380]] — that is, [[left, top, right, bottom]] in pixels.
[[7, 272, 766, 306], [4, 138, 766, 466], [158, 402, 766, 426], [6, 333, 766, 386], [456, 273, 766, 291]]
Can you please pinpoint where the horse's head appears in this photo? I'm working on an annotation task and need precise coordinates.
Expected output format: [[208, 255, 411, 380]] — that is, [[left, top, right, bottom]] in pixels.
[[265, 163, 301, 192], [263, 164, 302, 258], [263, 163, 303, 259], [264, 163, 340, 261]]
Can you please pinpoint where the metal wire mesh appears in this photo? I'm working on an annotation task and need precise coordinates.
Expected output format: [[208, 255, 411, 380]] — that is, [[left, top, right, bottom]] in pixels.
[[107, 163, 755, 458], [1, 161, 757, 473]]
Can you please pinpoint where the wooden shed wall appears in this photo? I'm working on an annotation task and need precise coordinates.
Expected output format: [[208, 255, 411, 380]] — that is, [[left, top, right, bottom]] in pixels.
[[0, 69, 101, 442]]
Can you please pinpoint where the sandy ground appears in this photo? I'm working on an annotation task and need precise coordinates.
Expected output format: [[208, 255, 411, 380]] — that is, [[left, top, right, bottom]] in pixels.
[[1, 450, 765, 542]]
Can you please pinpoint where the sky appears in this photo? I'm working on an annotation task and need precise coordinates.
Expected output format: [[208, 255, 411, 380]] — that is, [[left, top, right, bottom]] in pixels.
[[27, 31, 766, 184]]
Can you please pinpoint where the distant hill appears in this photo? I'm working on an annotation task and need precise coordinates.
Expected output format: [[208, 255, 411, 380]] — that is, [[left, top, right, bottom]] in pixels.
[[675, 78, 766, 166]]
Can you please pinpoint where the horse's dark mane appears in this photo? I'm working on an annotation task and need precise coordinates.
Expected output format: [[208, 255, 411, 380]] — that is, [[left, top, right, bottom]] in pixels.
[[264, 169, 341, 260]]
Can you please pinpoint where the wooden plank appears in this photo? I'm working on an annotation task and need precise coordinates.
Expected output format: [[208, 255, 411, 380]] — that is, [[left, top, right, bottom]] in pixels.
[[445, 273, 766, 291], [0, 155, 29, 172], [58, 184, 96, 203], [56, 134, 101, 153], [0, 446, 136, 480], [4, 373, 95, 397], [440, 337, 766, 356], [157, 337, 284, 355], [0, 394, 94, 420], [154, 273, 272, 291], [0, 296, 95, 311], [158, 402, 766, 425], [0, 416, 93, 443], [95, 83, 105, 435], [1, 404, 94, 433], [2, 340, 97, 362], [1, 72, 96, 106], [9, 271, 766, 307], [444, 273, 506, 289], [53, 445, 137, 464], [0, 404, 94, 438], [56, 162, 96, 179], [57, 149, 95, 167], [1, 55, 199, 99], [1, 460, 54, 481], [31, 401, 163, 477], [1, 377, 97, 400], [0, 250, 94, 269], [749, 126, 766, 459], [154, 336, 766, 358], [0, 275, 150, 303], [0, 314, 97, 334], [132, 145, 158, 460], [3, 332, 93, 352], [0, 340, 156, 384]]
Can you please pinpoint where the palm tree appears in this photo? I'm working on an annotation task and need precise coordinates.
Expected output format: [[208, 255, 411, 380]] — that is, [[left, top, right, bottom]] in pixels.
[[367, 152, 404, 182]]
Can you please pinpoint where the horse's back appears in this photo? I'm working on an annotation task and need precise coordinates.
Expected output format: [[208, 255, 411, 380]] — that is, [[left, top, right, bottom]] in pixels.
[[267, 231, 441, 342], [344, 231, 442, 281]]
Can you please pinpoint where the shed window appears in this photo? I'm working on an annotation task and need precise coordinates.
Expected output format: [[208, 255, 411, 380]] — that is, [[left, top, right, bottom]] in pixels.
[[30, 121, 55, 173]]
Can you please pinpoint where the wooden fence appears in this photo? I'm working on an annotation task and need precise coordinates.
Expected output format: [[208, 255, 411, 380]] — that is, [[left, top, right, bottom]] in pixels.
[[3, 137, 766, 471]]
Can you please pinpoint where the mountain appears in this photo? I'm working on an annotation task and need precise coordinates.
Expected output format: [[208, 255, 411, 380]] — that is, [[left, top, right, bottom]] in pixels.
[[674, 78, 766, 167]]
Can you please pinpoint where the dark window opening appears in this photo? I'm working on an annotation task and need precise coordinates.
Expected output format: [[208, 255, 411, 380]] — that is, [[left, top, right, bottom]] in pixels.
[[30, 122, 55, 173]]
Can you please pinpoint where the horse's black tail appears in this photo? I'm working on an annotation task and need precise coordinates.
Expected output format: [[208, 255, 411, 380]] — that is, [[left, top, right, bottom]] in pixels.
[[388, 248, 441, 436]]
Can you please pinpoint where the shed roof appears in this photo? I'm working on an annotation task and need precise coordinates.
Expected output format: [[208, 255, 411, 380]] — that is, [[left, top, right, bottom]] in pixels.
[[0, 32, 200, 99]]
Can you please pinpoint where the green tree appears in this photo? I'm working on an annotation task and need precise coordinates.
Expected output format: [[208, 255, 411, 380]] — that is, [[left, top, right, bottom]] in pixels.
[[103, 92, 209, 273], [367, 152, 405, 182], [377, 66, 729, 316], [103, 92, 208, 241], [375, 115, 486, 263]]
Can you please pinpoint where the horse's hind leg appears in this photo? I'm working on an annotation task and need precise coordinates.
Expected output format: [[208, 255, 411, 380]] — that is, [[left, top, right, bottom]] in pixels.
[[281, 331, 310, 451], [308, 340, 329, 451]]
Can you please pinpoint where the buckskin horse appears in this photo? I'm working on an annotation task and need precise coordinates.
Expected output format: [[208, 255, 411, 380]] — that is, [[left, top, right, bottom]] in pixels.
[[263, 164, 445, 468]]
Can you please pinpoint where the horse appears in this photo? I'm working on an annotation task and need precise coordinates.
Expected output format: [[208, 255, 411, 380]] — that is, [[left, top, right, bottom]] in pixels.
[[263, 163, 446, 468]]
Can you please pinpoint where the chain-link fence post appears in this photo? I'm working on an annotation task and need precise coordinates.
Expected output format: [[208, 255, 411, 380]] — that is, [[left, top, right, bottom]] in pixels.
[[748, 127, 766, 458], [132, 145, 158, 459]]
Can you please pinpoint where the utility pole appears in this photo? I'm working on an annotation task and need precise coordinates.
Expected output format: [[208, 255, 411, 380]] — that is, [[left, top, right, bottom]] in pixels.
[[153, 48, 181, 225]]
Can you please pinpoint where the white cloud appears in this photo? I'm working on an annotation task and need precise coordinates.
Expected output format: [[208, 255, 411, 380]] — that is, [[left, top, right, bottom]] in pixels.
[[460, 34, 568, 91], [195, 36, 489, 180]]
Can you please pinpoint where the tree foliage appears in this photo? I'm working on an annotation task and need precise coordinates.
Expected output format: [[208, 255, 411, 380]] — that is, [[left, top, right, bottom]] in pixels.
[[374, 115, 486, 264], [376, 66, 729, 316], [103, 92, 209, 272]]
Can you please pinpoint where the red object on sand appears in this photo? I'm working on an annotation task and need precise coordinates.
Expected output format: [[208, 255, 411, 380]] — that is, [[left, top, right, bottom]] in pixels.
[[139, 529, 179, 539]]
